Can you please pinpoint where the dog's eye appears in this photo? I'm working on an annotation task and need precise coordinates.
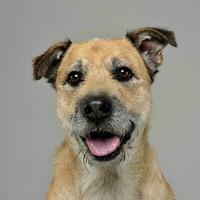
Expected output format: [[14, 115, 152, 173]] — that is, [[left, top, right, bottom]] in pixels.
[[112, 67, 133, 82], [66, 71, 84, 86]]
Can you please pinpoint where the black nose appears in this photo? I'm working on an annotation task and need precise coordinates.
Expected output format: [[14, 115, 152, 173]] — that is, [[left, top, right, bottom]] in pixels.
[[81, 96, 112, 123]]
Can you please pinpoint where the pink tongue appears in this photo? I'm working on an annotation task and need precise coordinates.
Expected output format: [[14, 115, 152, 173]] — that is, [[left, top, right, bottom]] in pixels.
[[86, 136, 120, 157]]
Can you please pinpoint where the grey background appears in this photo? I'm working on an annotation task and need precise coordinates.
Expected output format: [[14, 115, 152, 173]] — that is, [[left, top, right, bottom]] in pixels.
[[0, 0, 199, 199]]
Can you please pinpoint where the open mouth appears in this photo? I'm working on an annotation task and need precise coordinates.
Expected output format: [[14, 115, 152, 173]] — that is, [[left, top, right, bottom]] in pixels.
[[81, 121, 135, 161]]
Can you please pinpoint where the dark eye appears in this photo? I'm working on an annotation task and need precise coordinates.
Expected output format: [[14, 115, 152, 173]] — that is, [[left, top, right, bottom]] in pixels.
[[112, 67, 133, 82], [66, 71, 84, 86]]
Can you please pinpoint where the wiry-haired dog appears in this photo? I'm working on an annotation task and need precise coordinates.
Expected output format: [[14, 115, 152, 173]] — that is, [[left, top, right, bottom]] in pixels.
[[33, 27, 177, 200]]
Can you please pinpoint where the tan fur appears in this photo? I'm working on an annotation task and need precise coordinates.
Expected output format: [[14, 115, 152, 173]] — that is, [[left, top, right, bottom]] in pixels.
[[36, 37, 175, 200]]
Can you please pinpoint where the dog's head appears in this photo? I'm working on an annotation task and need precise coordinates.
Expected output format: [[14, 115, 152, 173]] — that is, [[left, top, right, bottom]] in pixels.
[[33, 27, 177, 166]]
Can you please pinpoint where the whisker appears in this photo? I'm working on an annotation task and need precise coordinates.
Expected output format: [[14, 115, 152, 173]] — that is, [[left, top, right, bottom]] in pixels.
[[83, 151, 91, 174], [73, 150, 81, 163]]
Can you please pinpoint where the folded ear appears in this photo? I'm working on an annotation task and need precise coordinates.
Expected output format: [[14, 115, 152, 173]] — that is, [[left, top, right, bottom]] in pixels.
[[126, 27, 177, 82], [32, 40, 72, 88]]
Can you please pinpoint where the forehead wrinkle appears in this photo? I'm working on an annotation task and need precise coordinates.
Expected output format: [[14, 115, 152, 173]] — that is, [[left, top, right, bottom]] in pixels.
[[70, 60, 84, 72], [111, 57, 130, 68], [71, 61, 82, 71]]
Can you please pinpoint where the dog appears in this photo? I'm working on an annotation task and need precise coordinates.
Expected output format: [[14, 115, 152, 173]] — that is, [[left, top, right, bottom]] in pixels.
[[33, 27, 177, 200]]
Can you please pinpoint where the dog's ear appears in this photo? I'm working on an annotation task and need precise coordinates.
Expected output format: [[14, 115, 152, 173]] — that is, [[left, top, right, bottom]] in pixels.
[[32, 40, 72, 88], [126, 27, 177, 82]]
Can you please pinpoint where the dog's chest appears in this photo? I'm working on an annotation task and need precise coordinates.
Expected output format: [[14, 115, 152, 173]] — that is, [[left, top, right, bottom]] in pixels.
[[82, 188, 136, 200], [80, 169, 139, 200]]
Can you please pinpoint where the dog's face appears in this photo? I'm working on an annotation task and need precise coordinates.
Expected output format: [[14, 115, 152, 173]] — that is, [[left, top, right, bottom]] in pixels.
[[33, 27, 177, 166], [56, 39, 151, 165]]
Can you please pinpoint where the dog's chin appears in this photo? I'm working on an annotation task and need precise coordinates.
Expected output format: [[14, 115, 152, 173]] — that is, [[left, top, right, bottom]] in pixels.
[[80, 121, 135, 163]]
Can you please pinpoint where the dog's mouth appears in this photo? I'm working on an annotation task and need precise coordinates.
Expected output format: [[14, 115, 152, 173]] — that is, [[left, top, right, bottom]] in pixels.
[[81, 121, 135, 161]]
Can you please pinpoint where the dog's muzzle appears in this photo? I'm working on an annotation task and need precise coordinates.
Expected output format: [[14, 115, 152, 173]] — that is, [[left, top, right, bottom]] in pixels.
[[78, 95, 135, 161]]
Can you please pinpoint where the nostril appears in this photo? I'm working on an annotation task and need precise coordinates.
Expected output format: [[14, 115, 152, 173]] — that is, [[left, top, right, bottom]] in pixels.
[[84, 104, 93, 115], [100, 102, 111, 114]]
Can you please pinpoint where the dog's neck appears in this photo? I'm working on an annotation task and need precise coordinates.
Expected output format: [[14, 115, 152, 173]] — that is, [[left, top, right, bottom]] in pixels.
[[80, 159, 144, 200]]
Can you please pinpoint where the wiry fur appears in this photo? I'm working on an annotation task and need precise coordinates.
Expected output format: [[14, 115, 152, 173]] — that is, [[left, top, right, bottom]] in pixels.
[[33, 27, 177, 200]]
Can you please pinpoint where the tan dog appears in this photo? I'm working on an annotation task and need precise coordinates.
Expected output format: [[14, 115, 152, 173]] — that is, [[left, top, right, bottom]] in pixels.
[[33, 27, 177, 200]]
